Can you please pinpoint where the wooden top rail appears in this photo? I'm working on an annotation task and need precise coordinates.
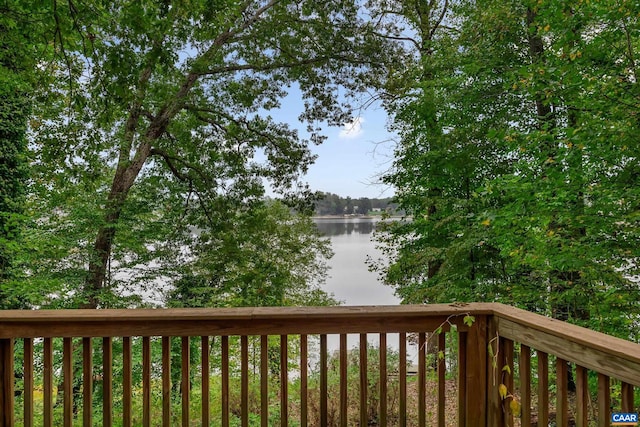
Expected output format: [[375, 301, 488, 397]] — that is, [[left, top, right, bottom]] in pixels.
[[0, 302, 638, 386], [0, 303, 493, 338], [492, 304, 640, 386]]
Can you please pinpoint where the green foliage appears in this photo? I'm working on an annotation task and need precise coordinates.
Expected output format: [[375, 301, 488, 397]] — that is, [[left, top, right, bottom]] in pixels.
[[19, 0, 396, 308], [313, 192, 396, 216], [0, 1, 40, 307], [167, 200, 336, 308], [374, 0, 640, 337]]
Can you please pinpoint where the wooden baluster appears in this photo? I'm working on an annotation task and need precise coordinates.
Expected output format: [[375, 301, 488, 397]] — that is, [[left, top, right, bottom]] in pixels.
[[399, 332, 407, 427], [360, 334, 368, 427], [103, 337, 113, 427], [340, 334, 347, 427], [123, 337, 132, 427], [63, 337, 72, 427], [201, 336, 210, 427], [260, 335, 268, 427], [142, 337, 151, 427], [181, 336, 190, 427], [537, 351, 549, 427], [280, 335, 288, 427], [502, 338, 514, 427], [241, 336, 248, 427], [300, 335, 308, 427], [162, 336, 171, 426], [575, 365, 588, 427], [437, 332, 446, 427], [457, 331, 467, 427], [621, 382, 634, 413], [24, 338, 33, 427], [320, 334, 327, 427], [221, 336, 229, 427], [556, 358, 568, 427], [43, 337, 52, 427], [519, 345, 531, 427], [418, 332, 426, 427], [379, 333, 387, 427], [597, 373, 610, 427], [0, 338, 14, 427]]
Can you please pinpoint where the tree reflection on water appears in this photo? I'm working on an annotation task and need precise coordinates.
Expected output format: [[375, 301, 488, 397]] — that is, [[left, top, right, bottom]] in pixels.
[[313, 218, 377, 236]]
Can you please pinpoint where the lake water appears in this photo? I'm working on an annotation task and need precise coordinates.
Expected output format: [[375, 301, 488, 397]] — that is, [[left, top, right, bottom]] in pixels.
[[314, 218, 415, 355], [314, 218, 400, 306]]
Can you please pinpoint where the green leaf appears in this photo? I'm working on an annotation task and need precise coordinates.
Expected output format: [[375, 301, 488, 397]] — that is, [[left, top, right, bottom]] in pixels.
[[463, 315, 475, 327]]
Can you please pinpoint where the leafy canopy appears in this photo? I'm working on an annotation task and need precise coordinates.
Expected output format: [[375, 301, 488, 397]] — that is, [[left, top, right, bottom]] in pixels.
[[374, 0, 640, 337], [22, 0, 394, 308]]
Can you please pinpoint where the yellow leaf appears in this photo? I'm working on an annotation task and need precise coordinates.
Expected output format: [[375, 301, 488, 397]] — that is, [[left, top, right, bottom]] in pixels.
[[544, 24, 550, 32], [510, 399, 521, 416], [481, 218, 491, 227], [499, 384, 508, 400]]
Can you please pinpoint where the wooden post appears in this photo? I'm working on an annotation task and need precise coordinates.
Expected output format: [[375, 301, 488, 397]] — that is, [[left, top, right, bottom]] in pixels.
[[460, 315, 488, 427], [469, 315, 489, 427]]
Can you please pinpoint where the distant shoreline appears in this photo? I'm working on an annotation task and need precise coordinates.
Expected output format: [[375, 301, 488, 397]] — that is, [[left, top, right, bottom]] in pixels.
[[312, 215, 406, 220], [312, 214, 376, 219]]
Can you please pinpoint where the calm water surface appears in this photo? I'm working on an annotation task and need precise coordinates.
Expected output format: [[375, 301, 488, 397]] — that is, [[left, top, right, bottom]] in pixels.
[[314, 218, 400, 306]]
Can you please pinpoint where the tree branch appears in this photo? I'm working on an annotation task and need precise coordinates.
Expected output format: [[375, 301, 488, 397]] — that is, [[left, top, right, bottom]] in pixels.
[[372, 31, 421, 51], [149, 148, 190, 182], [149, 146, 215, 188], [430, 0, 449, 40]]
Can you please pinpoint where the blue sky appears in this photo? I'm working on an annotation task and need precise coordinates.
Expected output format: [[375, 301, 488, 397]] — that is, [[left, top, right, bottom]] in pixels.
[[305, 111, 397, 199], [267, 93, 397, 199]]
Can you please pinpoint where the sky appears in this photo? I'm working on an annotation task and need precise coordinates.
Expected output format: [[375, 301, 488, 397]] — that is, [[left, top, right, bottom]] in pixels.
[[305, 113, 397, 199], [267, 93, 398, 200]]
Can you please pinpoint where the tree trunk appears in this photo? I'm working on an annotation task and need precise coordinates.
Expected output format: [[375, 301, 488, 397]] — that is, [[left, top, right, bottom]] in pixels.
[[83, 141, 153, 308], [82, 72, 199, 308]]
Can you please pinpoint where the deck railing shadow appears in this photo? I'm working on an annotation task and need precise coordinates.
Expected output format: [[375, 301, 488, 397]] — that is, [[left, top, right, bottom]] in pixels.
[[0, 303, 638, 426]]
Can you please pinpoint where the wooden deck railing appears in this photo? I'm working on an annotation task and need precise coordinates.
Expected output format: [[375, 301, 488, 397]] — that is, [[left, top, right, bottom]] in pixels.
[[0, 303, 638, 426]]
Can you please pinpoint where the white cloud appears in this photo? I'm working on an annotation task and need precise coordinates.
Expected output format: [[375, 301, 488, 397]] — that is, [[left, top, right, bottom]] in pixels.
[[339, 117, 365, 139]]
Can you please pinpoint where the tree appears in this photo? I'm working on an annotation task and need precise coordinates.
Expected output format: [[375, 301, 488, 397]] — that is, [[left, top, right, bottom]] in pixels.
[[357, 197, 372, 215], [374, 0, 640, 336], [28, 0, 393, 308], [167, 199, 336, 308], [0, 1, 42, 308]]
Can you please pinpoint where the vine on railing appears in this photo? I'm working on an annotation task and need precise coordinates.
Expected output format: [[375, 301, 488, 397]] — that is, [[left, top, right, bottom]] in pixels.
[[488, 334, 521, 417]]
